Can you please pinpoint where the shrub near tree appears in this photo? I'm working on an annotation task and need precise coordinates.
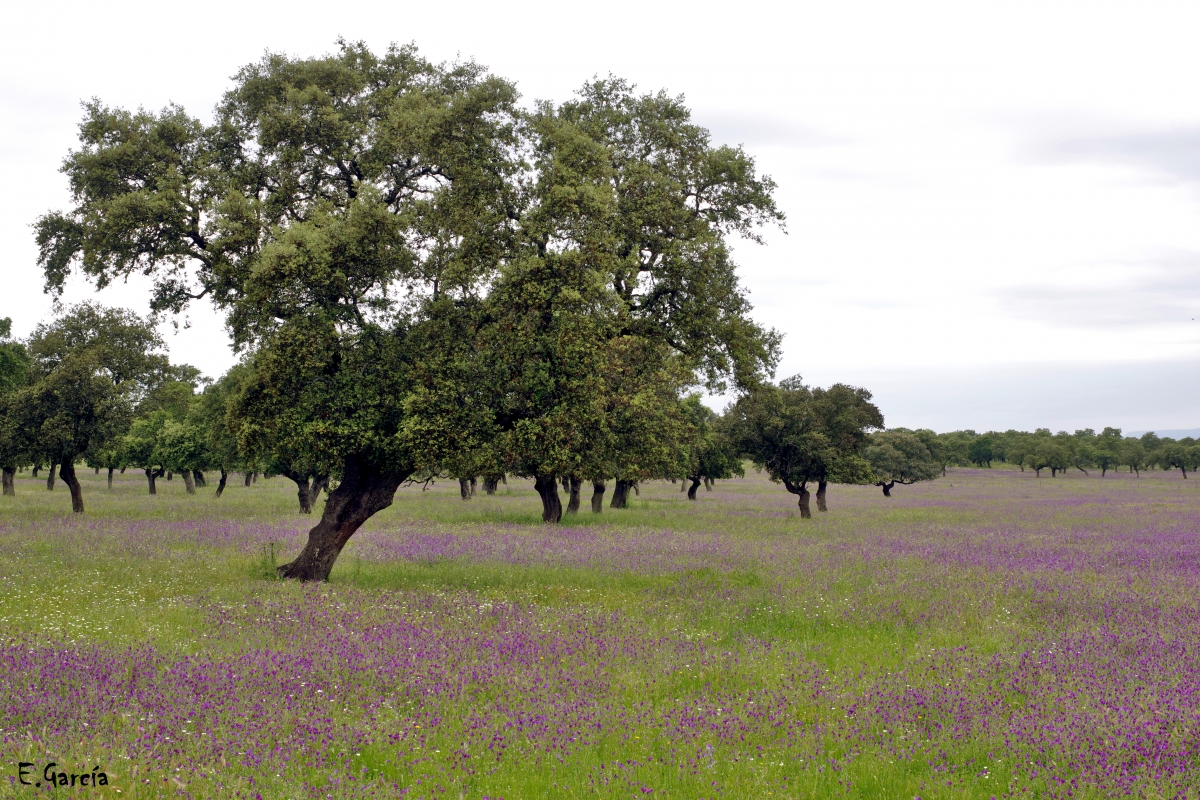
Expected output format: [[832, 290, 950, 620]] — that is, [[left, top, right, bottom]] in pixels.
[[865, 429, 941, 496]]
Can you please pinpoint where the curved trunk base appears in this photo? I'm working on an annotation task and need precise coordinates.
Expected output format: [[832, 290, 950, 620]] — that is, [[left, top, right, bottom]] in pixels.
[[279, 462, 413, 582], [880, 481, 894, 497], [183, 470, 196, 495], [59, 461, 83, 513], [46, 463, 56, 491], [816, 480, 828, 512], [215, 469, 228, 498], [687, 477, 701, 500], [590, 481, 606, 513]]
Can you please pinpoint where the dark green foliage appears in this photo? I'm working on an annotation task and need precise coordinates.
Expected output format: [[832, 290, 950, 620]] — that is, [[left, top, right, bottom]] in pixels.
[[728, 376, 883, 517], [865, 430, 941, 495], [0, 304, 168, 511]]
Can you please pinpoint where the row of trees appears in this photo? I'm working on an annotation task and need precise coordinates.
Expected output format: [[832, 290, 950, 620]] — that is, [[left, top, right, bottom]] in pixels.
[[939, 428, 1198, 478], [12, 42, 1188, 580]]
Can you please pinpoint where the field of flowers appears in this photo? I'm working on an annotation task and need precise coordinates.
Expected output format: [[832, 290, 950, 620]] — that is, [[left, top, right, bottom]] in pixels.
[[1, 467, 1198, 798]]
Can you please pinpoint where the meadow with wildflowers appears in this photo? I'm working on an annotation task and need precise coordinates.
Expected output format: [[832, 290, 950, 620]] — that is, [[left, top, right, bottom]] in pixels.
[[2, 467, 1199, 799]]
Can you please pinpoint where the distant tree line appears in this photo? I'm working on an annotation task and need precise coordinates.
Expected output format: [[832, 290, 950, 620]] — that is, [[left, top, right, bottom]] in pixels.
[[932, 428, 1198, 479]]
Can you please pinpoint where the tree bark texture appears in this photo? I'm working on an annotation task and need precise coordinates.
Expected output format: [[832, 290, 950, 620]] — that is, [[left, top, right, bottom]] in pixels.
[[278, 459, 414, 582], [46, 462, 56, 491], [215, 469, 228, 498], [783, 479, 812, 519], [182, 470, 196, 495], [590, 480, 606, 513], [288, 472, 314, 514], [2, 467, 14, 496], [244, 472, 253, 487], [610, 479, 633, 509], [534, 475, 563, 523], [145, 469, 158, 495], [193, 470, 207, 487], [107, 467, 114, 490], [704, 477, 713, 491], [483, 476, 499, 495], [687, 477, 702, 500], [566, 476, 581, 514], [32, 466, 39, 478], [459, 478, 472, 500], [816, 480, 828, 512], [59, 461, 84, 513], [880, 481, 894, 497]]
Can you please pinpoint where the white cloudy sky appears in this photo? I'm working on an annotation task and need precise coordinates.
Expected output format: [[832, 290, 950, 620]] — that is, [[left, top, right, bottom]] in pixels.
[[2, 0, 1198, 432]]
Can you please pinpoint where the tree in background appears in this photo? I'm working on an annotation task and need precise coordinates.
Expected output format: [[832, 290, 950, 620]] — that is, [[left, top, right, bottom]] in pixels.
[[1066, 430, 1096, 475], [935, 431, 974, 475], [1025, 435, 1071, 477], [1158, 439, 1197, 478], [865, 429, 941, 496], [1121, 438, 1149, 477], [1093, 427, 1123, 477], [679, 395, 743, 500], [729, 377, 881, 518], [967, 434, 994, 468], [191, 366, 249, 497], [0, 319, 32, 495], [1, 305, 168, 512]]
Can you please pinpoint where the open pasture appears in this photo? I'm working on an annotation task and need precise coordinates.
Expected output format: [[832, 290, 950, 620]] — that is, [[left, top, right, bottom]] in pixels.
[[2, 467, 1199, 798]]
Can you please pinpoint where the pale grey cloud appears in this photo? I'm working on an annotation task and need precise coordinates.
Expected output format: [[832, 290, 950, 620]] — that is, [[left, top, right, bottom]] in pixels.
[[997, 253, 1200, 328], [699, 111, 847, 149], [1035, 126, 1200, 184]]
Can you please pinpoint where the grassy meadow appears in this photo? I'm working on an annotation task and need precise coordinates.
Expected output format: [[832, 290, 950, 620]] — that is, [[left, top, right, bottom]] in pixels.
[[2, 466, 1199, 798]]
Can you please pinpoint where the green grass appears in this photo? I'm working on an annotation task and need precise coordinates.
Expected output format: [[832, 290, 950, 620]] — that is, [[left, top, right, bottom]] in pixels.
[[1, 466, 1198, 798]]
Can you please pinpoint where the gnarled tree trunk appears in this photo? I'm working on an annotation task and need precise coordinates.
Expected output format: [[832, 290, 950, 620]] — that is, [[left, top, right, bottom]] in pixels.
[[278, 459, 414, 582], [816, 480, 828, 512], [566, 476, 581, 514], [59, 461, 83, 513], [287, 472, 314, 514], [783, 479, 811, 519], [704, 477, 713, 491], [46, 462, 56, 491], [215, 469, 228, 498], [483, 476, 499, 495], [459, 478, 472, 500], [2, 467, 14, 496], [534, 474, 562, 523], [145, 468, 161, 495], [880, 481, 894, 497], [193, 470, 206, 488], [182, 470, 196, 495], [590, 480, 606, 513], [687, 476, 702, 500]]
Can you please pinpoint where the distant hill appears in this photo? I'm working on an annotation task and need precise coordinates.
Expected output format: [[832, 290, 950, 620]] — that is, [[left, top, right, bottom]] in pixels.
[[1126, 428, 1200, 439]]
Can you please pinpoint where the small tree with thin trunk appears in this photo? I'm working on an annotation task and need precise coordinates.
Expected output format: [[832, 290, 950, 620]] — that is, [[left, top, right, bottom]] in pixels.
[[865, 430, 941, 496], [728, 376, 881, 518]]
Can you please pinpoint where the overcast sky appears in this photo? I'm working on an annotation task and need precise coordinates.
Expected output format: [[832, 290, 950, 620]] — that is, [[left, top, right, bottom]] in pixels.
[[2, 0, 1198, 432]]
